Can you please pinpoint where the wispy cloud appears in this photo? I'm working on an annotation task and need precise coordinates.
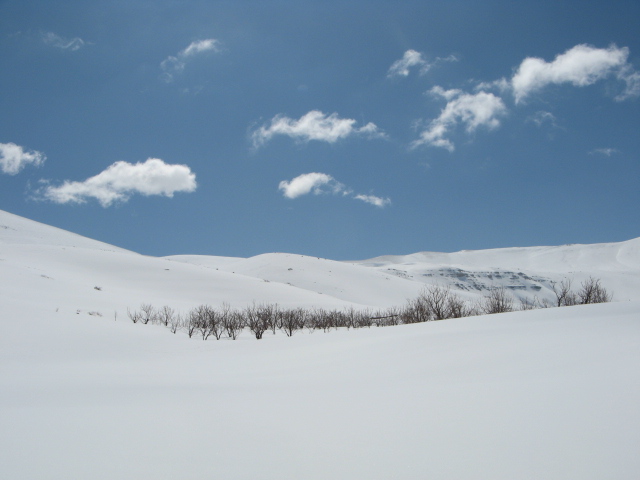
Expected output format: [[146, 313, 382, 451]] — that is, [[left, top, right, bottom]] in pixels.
[[39, 158, 196, 207], [278, 172, 347, 199], [528, 111, 559, 128], [354, 194, 391, 207], [42, 32, 88, 51], [616, 66, 640, 101], [412, 88, 507, 151], [161, 39, 221, 82], [387, 50, 457, 78], [278, 172, 390, 208], [589, 148, 620, 157], [0, 142, 46, 175], [509, 44, 637, 103], [388, 50, 428, 77], [252, 110, 385, 148]]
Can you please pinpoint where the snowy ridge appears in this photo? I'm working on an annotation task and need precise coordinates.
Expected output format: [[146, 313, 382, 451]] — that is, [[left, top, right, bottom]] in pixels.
[[0, 209, 132, 252], [2, 209, 640, 311], [350, 238, 640, 303], [167, 252, 425, 306]]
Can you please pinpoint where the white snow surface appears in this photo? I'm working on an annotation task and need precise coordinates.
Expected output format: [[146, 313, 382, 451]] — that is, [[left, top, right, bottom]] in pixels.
[[1, 208, 640, 479]]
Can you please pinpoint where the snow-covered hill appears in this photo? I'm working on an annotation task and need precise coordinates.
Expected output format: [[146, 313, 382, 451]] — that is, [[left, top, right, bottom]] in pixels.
[[351, 238, 640, 304], [1, 208, 640, 479], [3, 208, 639, 312]]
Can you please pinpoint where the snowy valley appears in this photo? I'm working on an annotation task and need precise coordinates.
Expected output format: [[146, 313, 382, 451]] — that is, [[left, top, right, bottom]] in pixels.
[[1, 208, 639, 479]]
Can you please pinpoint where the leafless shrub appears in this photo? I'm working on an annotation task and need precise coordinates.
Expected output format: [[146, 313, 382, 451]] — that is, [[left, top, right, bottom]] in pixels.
[[139, 304, 156, 325], [305, 308, 324, 333], [554, 277, 611, 307], [577, 276, 612, 304], [423, 285, 453, 320], [158, 306, 176, 327], [246, 303, 269, 340], [326, 310, 343, 331], [223, 306, 244, 340], [448, 294, 475, 318], [209, 308, 225, 340], [355, 309, 373, 328], [168, 312, 183, 334], [518, 297, 537, 311], [280, 308, 305, 337], [267, 304, 282, 335], [186, 309, 199, 338], [343, 307, 359, 330], [553, 279, 577, 307], [481, 287, 514, 315], [404, 295, 432, 323], [127, 307, 141, 324], [371, 307, 401, 326], [188, 305, 225, 341]]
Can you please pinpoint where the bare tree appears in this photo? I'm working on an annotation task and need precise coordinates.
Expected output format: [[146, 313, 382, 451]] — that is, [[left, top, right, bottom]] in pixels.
[[447, 295, 474, 318], [127, 307, 141, 324], [422, 285, 453, 320], [553, 279, 577, 307], [268, 304, 282, 335], [405, 295, 432, 323], [168, 312, 183, 334], [208, 307, 225, 340], [280, 308, 305, 337], [481, 287, 514, 314], [371, 307, 401, 326], [158, 306, 176, 326], [355, 309, 373, 328], [343, 307, 358, 330], [186, 308, 199, 338], [139, 304, 156, 325], [518, 297, 537, 311], [223, 307, 244, 340], [246, 303, 269, 340], [577, 277, 612, 304]]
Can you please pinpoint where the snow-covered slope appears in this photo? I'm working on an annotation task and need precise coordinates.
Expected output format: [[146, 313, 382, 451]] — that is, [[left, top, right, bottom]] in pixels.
[[168, 252, 425, 306], [0, 208, 132, 252], [0, 210, 364, 315], [2, 209, 640, 479], [2, 295, 639, 479], [351, 238, 640, 303]]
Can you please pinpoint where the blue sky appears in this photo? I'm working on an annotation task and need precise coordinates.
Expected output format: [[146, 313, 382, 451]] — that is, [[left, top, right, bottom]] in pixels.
[[1, 0, 639, 259]]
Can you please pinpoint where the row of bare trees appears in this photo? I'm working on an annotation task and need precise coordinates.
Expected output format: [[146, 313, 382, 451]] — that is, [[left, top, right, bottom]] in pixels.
[[126, 278, 612, 340], [553, 276, 612, 306]]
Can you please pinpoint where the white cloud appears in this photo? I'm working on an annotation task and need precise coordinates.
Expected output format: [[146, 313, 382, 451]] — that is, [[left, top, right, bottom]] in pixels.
[[413, 88, 507, 151], [388, 50, 428, 77], [279, 172, 389, 208], [252, 110, 385, 148], [42, 32, 87, 51], [354, 194, 391, 207], [387, 50, 458, 78], [616, 66, 640, 101], [429, 86, 463, 101], [511, 44, 633, 103], [161, 38, 221, 82], [0, 142, 46, 175], [278, 172, 346, 199], [589, 148, 620, 157], [528, 111, 558, 128], [475, 77, 511, 94], [41, 158, 197, 207], [181, 39, 219, 57]]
